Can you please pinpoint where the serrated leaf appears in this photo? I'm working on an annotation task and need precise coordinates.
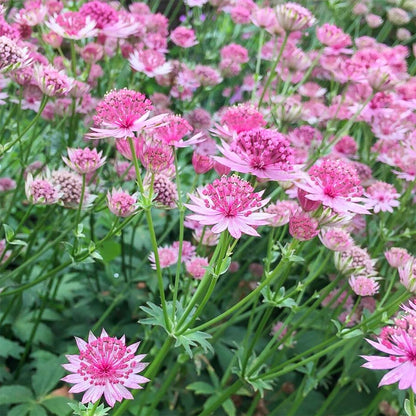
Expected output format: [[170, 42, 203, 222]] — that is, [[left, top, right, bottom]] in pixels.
[[0, 386, 34, 404], [186, 382, 215, 395], [7, 403, 32, 416], [222, 398, 236, 416], [41, 396, 74, 416], [32, 357, 65, 398], [0, 336, 24, 359], [175, 331, 213, 358]]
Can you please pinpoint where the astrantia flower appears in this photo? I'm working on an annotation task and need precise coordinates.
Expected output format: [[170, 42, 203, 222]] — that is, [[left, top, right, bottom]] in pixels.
[[45, 12, 98, 40], [398, 260, 416, 293], [61, 329, 149, 407], [33, 65, 74, 97], [186, 256, 209, 279], [289, 211, 319, 241], [107, 189, 137, 217], [298, 158, 371, 215], [0, 36, 31, 73], [319, 227, 353, 252], [215, 128, 298, 181], [25, 173, 62, 205], [63, 147, 106, 175], [349, 275, 379, 296], [128, 49, 172, 78], [365, 181, 400, 213], [218, 103, 266, 136], [361, 300, 416, 393], [385, 247, 411, 268], [171, 26, 198, 48], [265, 200, 299, 227], [89, 89, 164, 140], [275, 2, 316, 32], [152, 114, 203, 148], [79, 1, 118, 29], [184, 175, 272, 239], [148, 245, 178, 269]]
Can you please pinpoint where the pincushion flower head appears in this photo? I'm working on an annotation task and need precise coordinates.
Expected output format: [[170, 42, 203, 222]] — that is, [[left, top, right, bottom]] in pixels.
[[45, 11, 98, 40], [275, 2, 316, 32], [62, 329, 149, 407], [361, 300, 416, 394], [215, 128, 298, 181], [33, 64, 75, 97], [184, 175, 272, 239], [297, 158, 371, 215], [62, 147, 106, 175], [128, 49, 172, 78], [89, 89, 165, 140], [0, 36, 31, 73]]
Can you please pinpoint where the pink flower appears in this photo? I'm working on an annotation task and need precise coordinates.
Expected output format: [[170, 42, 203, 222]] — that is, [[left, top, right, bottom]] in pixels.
[[398, 260, 416, 293], [289, 211, 319, 241], [139, 139, 174, 174], [0, 36, 31, 73], [33, 64, 74, 97], [148, 245, 178, 269], [349, 275, 379, 296], [319, 227, 353, 252], [316, 23, 352, 50], [172, 241, 196, 262], [298, 158, 371, 215], [107, 189, 137, 217], [25, 173, 61, 205], [215, 128, 298, 181], [89, 89, 165, 140], [61, 329, 149, 407], [184, 175, 272, 239], [218, 103, 266, 136], [275, 2, 316, 32], [385, 247, 411, 268], [45, 11, 98, 40], [361, 301, 416, 393], [79, 1, 118, 29], [171, 26, 198, 48], [128, 49, 172, 78], [63, 147, 106, 175], [185, 256, 209, 279], [265, 200, 299, 227], [365, 181, 400, 213], [152, 114, 203, 148]]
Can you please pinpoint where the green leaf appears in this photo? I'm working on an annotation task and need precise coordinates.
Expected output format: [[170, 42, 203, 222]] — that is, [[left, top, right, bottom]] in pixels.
[[0, 386, 34, 404], [29, 405, 47, 416], [32, 357, 65, 398], [0, 336, 24, 359], [7, 403, 32, 416], [100, 241, 121, 263], [175, 331, 213, 358], [41, 396, 74, 416], [186, 382, 216, 395], [3, 224, 14, 242], [404, 398, 414, 416], [222, 398, 236, 416]]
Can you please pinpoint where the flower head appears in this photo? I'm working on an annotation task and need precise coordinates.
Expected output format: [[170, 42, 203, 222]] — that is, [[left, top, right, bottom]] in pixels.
[[79, 1, 118, 29], [398, 260, 416, 293], [365, 181, 400, 213], [185, 175, 272, 239], [128, 49, 172, 78], [361, 300, 416, 394], [289, 211, 319, 241], [61, 329, 149, 407], [265, 200, 298, 227], [171, 26, 198, 48], [349, 275, 379, 296], [107, 189, 137, 217], [148, 245, 178, 269], [45, 11, 98, 39], [25, 173, 62, 205], [298, 158, 371, 215], [33, 65, 74, 97], [215, 128, 297, 181], [385, 247, 411, 268], [0, 36, 31, 73], [275, 2, 316, 32], [63, 147, 106, 175], [219, 103, 266, 135], [89, 89, 164, 140], [186, 256, 209, 279], [319, 227, 353, 252]]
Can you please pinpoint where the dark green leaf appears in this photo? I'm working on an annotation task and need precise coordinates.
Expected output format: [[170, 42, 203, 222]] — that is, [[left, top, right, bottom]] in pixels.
[[42, 396, 74, 416], [0, 386, 34, 404], [186, 382, 215, 395], [0, 336, 24, 359], [7, 403, 32, 416]]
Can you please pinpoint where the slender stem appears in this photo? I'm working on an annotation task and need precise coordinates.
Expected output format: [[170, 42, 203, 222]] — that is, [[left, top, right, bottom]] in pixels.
[[410, 390, 416, 416], [72, 174, 86, 256], [89, 400, 100, 415], [258, 32, 289, 108]]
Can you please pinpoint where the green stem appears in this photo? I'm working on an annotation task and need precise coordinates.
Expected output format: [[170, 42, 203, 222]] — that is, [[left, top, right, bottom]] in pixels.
[[72, 174, 86, 256], [258, 32, 289, 108], [410, 390, 416, 416]]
